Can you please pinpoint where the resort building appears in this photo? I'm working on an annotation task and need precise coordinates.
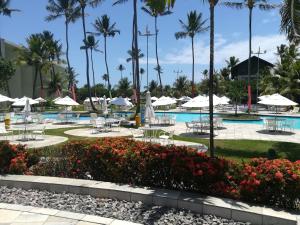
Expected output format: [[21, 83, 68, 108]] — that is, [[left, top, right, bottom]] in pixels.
[[0, 38, 67, 99], [231, 56, 274, 80]]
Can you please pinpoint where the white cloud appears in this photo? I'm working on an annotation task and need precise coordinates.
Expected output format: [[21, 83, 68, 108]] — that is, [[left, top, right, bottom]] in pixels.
[[138, 34, 287, 67]]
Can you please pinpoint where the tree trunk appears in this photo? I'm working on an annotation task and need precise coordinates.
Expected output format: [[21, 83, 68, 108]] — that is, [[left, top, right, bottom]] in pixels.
[[90, 48, 96, 97], [6, 80, 11, 97], [39, 68, 44, 98], [209, 5, 215, 158], [134, 0, 140, 115], [192, 36, 195, 97], [131, 16, 136, 90], [155, 16, 163, 94], [104, 36, 112, 99], [65, 21, 72, 91], [32, 66, 38, 99], [81, 6, 97, 111], [247, 7, 253, 113]]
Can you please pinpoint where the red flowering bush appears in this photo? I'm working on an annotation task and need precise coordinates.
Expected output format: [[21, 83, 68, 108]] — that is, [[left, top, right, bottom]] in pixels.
[[6, 138, 300, 210], [0, 141, 28, 174], [230, 158, 300, 209]]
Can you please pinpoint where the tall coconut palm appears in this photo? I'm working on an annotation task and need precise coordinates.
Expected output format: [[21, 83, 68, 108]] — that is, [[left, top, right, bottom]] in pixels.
[[202, 0, 220, 158], [142, 0, 172, 93], [223, 0, 276, 111], [175, 11, 208, 97], [126, 48, 144, 85], [92, 15, 120, 99], [46, 0, 81, 93], [17, 34, 48, 98], [117, 64, 125, 79], [0, 0, 19, 16], [225, 56, 240, 70], [102, 73, 108, 88], [140, 68, 145, 82], [280, 0, 300, 44], [81, 35, 101, 97], [41, 31, 63, 82]]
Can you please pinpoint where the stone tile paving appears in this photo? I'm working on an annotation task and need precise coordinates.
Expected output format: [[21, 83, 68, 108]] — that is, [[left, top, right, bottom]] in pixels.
[[0, 135, 68, 149], [162, 122, 300, 144]]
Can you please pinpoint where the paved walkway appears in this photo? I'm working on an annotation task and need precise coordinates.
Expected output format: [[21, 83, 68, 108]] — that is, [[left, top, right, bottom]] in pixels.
[[0, 135, 68, 148], [162, 122, 300, 144], [0, 203, 141, 225], [64, 127, 132, 138]]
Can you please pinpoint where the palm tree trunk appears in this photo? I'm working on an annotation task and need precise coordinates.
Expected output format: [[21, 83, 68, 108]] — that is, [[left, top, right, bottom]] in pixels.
[[65, 21, 72, 91], [155, 16, 163, 94], [81, 5, 96, 111], [247, 7, 253, 113], [39, 68, 44, 98], [134, 0, 140, 115], [209, 4, 215, 158], [192, 36, 195, 97], [32, 66, 38, 98], [131, 17, 136, 90], [90, 48, 96, 97], [104, 36, 112, 99]]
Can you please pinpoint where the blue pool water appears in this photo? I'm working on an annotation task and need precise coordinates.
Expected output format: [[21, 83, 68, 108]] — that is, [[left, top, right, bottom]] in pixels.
[[42, 112, 300, 130]]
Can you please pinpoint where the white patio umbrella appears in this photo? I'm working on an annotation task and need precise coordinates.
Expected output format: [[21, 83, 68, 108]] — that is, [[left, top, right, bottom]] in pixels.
[[152, 96, 176, 107], [35, 97, 47, 103], [144, 91, 155, 122], [12, 96, 39, 106], [151, 96, 158, 101], [258, 93, 297, 107], [23, 98, 31, 113], [178, 96, 192, 102], [110, 97, 133, 107], [102, 95, 108, 115], [258, 95, 271, 101], [54, 96, 79, 106], [0, 94, 14, 102], [220, 96, 230, 104], [84, 97, 99, 102]]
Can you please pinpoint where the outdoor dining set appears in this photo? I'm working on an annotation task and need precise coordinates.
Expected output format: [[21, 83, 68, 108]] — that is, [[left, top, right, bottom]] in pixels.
[[263, 118, 295, 132], [90, 113, 122, 133], [185, 117, 224, 134]]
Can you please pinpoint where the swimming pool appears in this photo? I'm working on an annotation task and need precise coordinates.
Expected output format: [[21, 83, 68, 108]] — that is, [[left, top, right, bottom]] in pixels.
[[42, 112, 300, 130]]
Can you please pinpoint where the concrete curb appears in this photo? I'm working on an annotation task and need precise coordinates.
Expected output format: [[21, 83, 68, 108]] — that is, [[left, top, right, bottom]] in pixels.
[[0, 202, 141, 225], [0, 175, 299, 225]]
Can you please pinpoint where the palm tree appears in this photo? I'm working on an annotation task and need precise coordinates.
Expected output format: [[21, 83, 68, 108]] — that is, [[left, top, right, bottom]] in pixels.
[[225, 56, 240, 70], [117, 64, 125, 79], [142, 0, 172, 93], [175, 11, 208, 97], [280, 0, 300, 44], [46, 0, 81, 93], [228, 80, 247, 115], [102, 73, 108, 88], [223, 0, 276, 111], [116, 77, 132, 97], [173, 75, 190, 97], [148, 79, 158, 95], [41, 31, 63, 82], [17, 34, 48, 98], [92, 14, 120, 99], [77, 0, 103, 111], [202, 0, 220, 158], [0, 0, 19, 16], [140, 68, 145, 82], [81, 35, 101, 97], [114, 0, 141, 114], [126, 48, 144, 85]]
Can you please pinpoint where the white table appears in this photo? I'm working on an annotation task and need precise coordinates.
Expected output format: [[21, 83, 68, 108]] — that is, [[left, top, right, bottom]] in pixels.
[[139, 126, 164, 142]]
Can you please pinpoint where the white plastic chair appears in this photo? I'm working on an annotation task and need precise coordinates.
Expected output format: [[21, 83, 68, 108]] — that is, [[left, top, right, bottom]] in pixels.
[[159, 130, 175, 145], [32, 125, 46, 140]]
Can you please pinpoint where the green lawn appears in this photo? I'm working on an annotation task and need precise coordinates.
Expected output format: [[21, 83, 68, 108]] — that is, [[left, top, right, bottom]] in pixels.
[[39, 127, 300, 162]]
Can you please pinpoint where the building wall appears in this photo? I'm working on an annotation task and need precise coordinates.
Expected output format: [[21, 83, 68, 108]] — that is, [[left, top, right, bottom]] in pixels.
[[0, 38, 66, 98]]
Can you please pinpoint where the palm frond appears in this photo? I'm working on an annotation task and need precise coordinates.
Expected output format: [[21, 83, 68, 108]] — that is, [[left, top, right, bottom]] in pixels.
[[175, 31, 187, 39], [222, 1, 244, 9], [113, 0, 129, 6]]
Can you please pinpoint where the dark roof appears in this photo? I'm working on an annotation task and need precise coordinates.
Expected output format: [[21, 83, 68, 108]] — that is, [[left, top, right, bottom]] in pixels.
[[231, 56, 274, 79]]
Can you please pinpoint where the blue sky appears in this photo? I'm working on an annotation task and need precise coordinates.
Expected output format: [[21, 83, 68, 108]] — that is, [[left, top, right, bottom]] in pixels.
[[0, 0, 284, 88]]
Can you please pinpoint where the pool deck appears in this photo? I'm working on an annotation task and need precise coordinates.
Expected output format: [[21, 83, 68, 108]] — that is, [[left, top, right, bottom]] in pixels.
[[162, 122, 300, 144]]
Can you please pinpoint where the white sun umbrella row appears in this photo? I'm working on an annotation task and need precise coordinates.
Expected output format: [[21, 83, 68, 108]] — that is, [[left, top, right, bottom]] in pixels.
[[110, 96, 133, 107], [152, 96, 177, 107]]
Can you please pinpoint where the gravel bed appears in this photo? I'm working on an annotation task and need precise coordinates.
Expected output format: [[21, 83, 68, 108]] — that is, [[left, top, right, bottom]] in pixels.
[[0, 186, 250, 225]]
